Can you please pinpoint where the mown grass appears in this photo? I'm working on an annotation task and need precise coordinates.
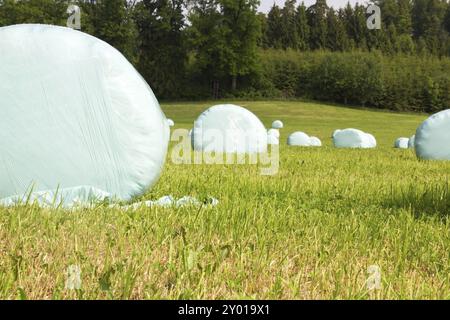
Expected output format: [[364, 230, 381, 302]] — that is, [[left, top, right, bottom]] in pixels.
[[1, 100, 450, 300]]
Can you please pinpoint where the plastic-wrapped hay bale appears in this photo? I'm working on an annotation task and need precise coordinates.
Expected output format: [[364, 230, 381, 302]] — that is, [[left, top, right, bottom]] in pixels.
[[0, 24, 170, 204], [394, 137, 409, 149], [267, 134, 279, 145], [415, 109, 450, 160], [332, 129, 341, 137], [366, 133, 377, 148], [309, 136, 322, 147], [333, 129, 373, 148], [267, 128, 280, 139], [272, 120, 284, 129], [408, 135, 415, 148], [287, 132, 311, 146], [167, 119, 175, 127], [192, 104, 267, 153]]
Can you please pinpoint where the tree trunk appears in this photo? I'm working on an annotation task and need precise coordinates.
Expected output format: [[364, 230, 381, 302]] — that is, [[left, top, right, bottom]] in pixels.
[[212, 80, 219, 99], [231, 75, 237, 91]]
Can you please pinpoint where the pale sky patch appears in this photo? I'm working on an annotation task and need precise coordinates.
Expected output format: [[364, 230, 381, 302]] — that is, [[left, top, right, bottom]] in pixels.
[[258, 0, 370, 12]]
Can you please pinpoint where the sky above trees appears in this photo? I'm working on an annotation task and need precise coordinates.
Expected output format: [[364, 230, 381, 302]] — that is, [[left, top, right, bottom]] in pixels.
[[259, 0, 362, 12]]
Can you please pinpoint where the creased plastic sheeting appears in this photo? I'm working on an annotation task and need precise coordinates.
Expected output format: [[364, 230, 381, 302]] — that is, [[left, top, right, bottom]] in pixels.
[[333, 129, 375, 148], [121, 196, 219, 211], [192, 104, 268, 153], [0, 24, 169, 202], [394, 137, 409, 149], [416, 109, 450, 160], [0, 190, 219, 210]]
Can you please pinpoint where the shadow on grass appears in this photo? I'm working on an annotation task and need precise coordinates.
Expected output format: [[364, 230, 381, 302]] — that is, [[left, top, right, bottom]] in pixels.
[[383, 182, 450, 218]]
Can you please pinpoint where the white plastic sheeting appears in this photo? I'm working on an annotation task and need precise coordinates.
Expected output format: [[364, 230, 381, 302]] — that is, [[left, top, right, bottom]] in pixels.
[[0, 190, 219, 210], [309, 136, 322, 147], [333, 129, 375, 148], [408, 135, 416, 148], [0, 24, 170, 205], [287, 132, 311, 146], [394, 137, 409, 149], [415, 109, 450, 160], [192, 104, 267, 153], [167, 119, 175, 127], [120, 196, 219, 210], [272, 120, 284, 129]]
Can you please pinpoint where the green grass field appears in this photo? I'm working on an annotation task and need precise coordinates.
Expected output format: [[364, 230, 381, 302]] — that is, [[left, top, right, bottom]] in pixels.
[[1, 100, 450, 300]]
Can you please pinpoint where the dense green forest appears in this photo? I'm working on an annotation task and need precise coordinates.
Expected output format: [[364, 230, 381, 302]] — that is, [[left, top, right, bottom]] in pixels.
[[1, 0, 450, 112]]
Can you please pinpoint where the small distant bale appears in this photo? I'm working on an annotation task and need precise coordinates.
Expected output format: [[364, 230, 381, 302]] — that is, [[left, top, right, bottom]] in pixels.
[[394, 137, 409, 149], [332, 129, 341, 138], [333, 128, 375, 149], [366, 133, 377, 148], [272, 120, 284, 129], [309, 136, 322, 147], [167, 119, 175, 127], [192, 104, 267, 153], [287, 132, 311, 146]]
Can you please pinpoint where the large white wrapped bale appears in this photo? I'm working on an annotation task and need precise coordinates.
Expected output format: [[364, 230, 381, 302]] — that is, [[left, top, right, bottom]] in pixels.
[[287, 132, 311, 146], [394, 137, 409, 149], [272, 120, 284, 129], [309, 136, 322, 147], [267, 128, 280, 139], [408, 135, 416, 148], [415, 109, 450, 160], [192, 104, 267, 153], [333, 129, 374, 148], [0, 24, 169, 204]]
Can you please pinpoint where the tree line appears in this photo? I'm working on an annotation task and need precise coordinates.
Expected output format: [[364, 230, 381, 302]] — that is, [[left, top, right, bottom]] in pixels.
[[262, 0, 450, 56], [1, 0, 450, 113]]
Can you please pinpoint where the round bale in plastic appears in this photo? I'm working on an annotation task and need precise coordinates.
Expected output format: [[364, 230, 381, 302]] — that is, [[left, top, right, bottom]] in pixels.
[[192, 104, 267, 153], [309, 136, 322, 147], [272, 120, 284, 129], [415, 109, 450, 160], [0, 24, 170, 204], [287, 132, 311, 146], [366, 133, 377, 148], [333, 129, 374, 148], [394, 137, 409, 149]]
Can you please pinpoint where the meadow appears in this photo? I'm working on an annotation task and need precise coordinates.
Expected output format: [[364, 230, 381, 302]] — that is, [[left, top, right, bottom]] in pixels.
[[0, 100, 449, 299]]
